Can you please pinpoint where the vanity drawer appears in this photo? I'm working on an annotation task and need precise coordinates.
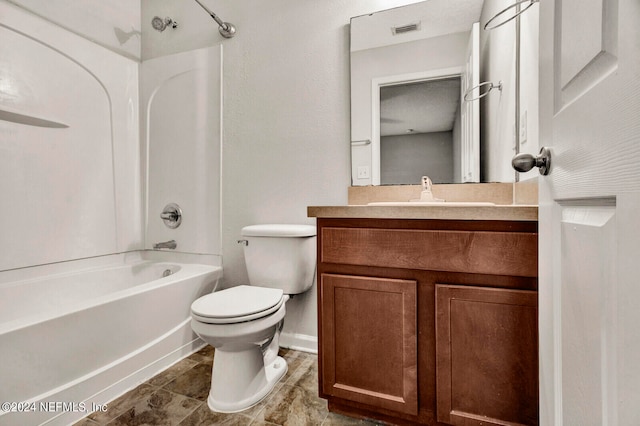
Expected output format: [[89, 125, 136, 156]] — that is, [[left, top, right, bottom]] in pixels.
[[320, 227, 537, 277]]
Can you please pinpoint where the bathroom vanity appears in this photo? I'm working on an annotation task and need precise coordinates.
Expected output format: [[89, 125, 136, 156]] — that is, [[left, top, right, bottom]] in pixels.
[[308, 205, 538, 426]]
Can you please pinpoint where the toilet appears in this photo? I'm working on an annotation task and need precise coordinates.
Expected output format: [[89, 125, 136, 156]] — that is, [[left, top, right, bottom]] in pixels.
[[190, 224, 317, 413]]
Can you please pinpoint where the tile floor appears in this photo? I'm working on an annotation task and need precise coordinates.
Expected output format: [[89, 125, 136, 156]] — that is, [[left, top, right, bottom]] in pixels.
[[74, 346, 384, 426]]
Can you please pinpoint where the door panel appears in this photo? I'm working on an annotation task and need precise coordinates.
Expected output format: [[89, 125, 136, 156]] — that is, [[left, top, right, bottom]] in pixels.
[[320, 273, 418, 415], [559, 203, 616, 425], [436, 284, 538, 426], [558, 0, 618, 103], [538, 0, 640, 424]]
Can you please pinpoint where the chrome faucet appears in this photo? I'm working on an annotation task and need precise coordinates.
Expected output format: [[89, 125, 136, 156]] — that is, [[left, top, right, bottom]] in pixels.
[[153, 240, 177, 250]]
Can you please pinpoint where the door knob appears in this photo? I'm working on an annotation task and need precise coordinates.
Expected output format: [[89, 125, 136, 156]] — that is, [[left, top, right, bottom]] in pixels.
[[512, 147, 551, 175]]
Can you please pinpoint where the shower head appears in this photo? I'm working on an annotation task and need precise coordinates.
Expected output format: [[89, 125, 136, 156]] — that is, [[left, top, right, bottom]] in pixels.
[[193, 0, 236, 38], [152, 16, 178, 32], [151, 17, 165, 31]]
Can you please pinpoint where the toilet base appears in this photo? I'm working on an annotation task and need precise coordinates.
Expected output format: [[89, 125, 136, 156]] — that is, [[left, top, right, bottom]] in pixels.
[[207, 350, 287, 413]]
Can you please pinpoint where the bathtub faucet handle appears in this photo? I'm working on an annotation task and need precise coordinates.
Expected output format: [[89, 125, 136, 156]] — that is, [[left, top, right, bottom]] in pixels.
[[160, 203, 182, 229], [160, 212, 178, 220]]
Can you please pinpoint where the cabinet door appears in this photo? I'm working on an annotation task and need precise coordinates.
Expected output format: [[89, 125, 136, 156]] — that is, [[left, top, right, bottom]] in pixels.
[[320, 273, 418, 415], [436, 285, 538, 426]]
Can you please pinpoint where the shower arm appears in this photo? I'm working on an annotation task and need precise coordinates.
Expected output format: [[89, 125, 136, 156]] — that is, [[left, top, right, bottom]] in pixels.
[[194, 0, 226, 29], [194, 0, 236, 38]]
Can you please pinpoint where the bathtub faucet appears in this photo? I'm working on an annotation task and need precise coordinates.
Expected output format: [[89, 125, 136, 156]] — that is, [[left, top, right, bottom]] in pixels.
[[153, 240, 177, 250]]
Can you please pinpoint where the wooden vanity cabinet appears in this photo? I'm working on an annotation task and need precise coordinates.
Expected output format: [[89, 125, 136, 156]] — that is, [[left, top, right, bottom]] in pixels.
[[316, 218, 538, 426]]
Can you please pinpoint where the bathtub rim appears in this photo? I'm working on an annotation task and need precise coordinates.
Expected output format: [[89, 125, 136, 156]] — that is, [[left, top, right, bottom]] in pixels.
[[0, 251, 222, 335], [0, 250, 221, 285]]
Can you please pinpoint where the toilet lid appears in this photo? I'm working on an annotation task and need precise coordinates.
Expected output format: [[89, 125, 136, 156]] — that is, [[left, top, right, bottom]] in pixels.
[[191, 285, 284, 324]]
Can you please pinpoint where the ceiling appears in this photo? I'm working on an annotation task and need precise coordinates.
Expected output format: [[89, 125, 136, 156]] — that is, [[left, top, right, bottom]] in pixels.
[[380, 77, 461, 137], [351, 0, 484, 52]]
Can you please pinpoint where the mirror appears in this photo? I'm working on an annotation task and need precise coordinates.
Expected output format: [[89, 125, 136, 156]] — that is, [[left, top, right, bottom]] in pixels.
[[350, 0, 538, 185], [379, 77, 462, 184]]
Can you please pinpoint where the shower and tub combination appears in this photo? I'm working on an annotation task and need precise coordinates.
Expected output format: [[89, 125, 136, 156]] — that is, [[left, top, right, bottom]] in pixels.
[[0, 254, 222, 426], [0, 1, 228, 425]]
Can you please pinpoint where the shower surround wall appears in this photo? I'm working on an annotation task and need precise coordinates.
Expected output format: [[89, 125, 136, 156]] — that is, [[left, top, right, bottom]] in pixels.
[[0, 1, 142, 271], [4, 0, 142, 59], [1, 0, 222, 278], [141, 45, 222, 256], [1, 2, 223, 424]]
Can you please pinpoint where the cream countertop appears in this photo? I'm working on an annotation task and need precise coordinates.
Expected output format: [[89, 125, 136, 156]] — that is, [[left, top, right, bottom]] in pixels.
[[307, 204, 538, 221]]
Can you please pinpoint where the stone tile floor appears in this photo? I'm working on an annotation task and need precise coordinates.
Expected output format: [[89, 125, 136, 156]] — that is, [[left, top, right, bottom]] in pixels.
[[74, 346, 384, 426]]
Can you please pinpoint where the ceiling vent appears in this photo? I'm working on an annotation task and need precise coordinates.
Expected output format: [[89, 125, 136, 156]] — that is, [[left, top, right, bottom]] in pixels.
[[391, 21, 421, 35]]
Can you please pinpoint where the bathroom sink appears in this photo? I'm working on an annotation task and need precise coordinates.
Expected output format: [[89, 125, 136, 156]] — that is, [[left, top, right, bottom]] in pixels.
[[367, 201, 496, 207]]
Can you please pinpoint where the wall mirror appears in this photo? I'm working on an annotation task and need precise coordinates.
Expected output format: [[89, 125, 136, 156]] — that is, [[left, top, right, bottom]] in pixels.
[[350, 0, 539, 186]]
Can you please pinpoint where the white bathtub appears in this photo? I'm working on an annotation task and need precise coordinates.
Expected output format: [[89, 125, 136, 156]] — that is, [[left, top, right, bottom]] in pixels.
[[0, 252, 222, 426]]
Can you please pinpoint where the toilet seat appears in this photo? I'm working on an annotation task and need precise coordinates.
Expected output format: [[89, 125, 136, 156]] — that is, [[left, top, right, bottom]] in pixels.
[[191, 285, 284, 324]]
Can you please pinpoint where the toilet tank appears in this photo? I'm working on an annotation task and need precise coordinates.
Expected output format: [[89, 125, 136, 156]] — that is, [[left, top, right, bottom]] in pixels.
[[241, 224, 317, 295]]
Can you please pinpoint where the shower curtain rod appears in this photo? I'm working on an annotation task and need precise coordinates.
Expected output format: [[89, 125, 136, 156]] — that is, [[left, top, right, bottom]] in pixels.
[[194, 0, 236, 38]]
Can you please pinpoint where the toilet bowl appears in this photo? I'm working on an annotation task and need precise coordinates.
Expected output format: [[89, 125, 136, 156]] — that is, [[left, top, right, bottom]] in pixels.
[[190, 224, 316, 413]]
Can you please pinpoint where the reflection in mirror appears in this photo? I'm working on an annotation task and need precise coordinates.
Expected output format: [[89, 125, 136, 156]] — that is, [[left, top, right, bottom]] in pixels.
[[380, 77, 461, 184], [350, 0, 538, 186]]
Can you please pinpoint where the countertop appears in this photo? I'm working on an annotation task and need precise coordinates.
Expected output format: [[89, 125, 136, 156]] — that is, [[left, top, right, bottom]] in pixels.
[[307, 205, 538, 221]]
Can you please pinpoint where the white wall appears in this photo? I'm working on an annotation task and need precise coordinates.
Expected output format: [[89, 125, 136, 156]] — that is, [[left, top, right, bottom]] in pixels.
[[141, 0, 424, 348], [381, 132, 454, 184], [5, 0, 141, 60], [479, 0, 517, 182], [452, 103, 463, 183], [479, 0, 538, 183], [517, 3, 539, 181]]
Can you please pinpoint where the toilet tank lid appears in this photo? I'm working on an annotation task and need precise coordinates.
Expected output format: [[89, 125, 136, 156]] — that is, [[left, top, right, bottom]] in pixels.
[[241, 224, 316, 237]]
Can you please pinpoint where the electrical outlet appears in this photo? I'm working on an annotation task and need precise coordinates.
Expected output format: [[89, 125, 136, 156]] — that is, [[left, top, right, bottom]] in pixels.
[[357, 166, 370, 179]]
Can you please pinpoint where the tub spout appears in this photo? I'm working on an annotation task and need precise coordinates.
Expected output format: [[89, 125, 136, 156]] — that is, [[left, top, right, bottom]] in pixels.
[[154, 240, 177, 250]]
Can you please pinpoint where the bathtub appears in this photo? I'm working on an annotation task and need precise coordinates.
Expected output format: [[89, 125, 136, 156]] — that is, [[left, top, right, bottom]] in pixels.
[[0, 252, 222, 426]]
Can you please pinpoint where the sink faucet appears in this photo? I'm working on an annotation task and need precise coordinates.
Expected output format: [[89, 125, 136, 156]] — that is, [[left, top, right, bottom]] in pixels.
[[415, 176, 444, 202], [421, 176, 433, 192], [154, 240, 177, 250]]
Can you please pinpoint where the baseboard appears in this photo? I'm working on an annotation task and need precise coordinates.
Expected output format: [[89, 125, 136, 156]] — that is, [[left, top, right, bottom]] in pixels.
[[279, 332, 317, 354]]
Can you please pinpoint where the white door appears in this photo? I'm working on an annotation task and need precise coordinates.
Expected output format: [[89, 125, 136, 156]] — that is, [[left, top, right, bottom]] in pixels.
[[536, 0, 640, 425]]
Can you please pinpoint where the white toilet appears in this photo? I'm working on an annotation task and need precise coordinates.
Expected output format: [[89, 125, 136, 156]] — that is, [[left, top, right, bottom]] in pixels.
[[190, 224, 317, 413]]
